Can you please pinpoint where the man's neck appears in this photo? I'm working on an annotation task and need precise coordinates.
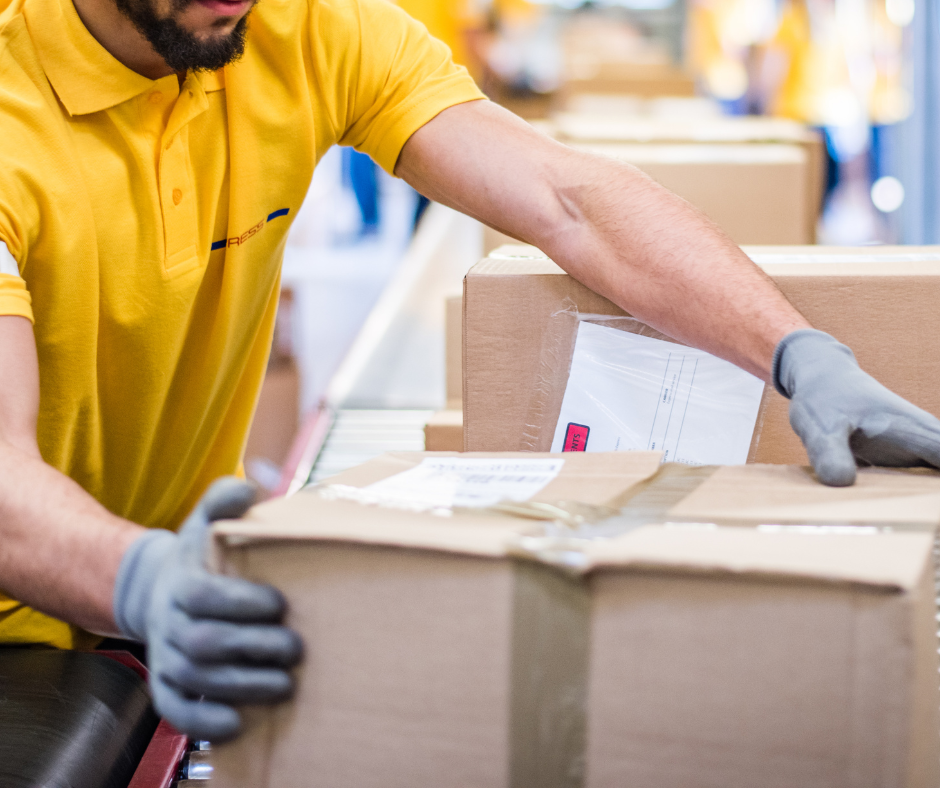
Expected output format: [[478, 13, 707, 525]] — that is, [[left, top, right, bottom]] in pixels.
[[71, 0, 175, 80]]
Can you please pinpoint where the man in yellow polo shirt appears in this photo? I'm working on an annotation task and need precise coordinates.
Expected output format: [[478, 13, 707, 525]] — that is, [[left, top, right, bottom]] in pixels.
[[2, 0, 940, 743]]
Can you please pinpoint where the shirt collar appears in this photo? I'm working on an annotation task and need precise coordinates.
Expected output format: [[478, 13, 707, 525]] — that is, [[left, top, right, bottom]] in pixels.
[[25, 0, 225, 116]]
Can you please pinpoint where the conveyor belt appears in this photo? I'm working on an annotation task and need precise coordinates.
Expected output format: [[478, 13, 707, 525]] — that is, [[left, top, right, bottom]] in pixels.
[[309, 409, 433, 483], [0, 650, 158, 788]]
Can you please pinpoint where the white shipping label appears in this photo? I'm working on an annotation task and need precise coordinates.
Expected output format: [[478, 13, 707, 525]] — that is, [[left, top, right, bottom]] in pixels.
[[550, 323, 764, 465], [362, 457, 565, 510]]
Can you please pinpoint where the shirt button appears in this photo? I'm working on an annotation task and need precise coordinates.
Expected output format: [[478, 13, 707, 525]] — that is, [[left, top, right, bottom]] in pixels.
[[172, 188, 183, 205], [149, 92, 163, 104]]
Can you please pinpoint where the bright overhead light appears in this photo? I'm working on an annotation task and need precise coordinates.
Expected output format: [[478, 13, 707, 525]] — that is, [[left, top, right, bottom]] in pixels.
[[871, 176, 905, 213], [886, 0, 915, 27]]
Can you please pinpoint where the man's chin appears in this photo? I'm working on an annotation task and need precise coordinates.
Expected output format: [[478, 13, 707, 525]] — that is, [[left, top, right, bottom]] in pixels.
[[180, 0, 254, 34], [114, 0, 253, 72]]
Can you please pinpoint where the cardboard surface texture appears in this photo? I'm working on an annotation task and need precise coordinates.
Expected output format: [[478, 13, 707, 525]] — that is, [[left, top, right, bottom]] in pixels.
[[211, 453, 940, 788], [670, 464, 940, 526], [463, 244, 940, 467]]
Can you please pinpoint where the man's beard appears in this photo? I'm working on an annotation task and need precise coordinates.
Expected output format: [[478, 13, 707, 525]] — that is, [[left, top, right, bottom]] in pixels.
[[114, 0, 252, 72]]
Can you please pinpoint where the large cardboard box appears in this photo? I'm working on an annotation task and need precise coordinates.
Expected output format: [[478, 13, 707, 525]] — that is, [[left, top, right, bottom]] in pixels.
[[463, 245, 940, 465], [483, 144, 809, 249], [566, 142, 809, 245], [211, 453, 940, 788], [559, 63, 697, 101], [551, 115, 825, 242]]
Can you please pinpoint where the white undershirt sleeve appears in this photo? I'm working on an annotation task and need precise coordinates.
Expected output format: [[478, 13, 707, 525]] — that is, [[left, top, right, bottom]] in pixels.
[[0, 241, 20, 277]]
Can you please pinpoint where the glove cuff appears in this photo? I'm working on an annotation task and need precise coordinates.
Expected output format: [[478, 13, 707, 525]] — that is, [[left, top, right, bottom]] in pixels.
[[113, 528, 176, 642], [772, 329, 856, 399]]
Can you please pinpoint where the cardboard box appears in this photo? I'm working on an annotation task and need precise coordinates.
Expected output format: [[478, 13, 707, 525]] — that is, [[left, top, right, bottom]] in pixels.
[[551, 115, 825, 241], [243, 359, 300, 476], [445, 294, 462, 410], [560, 64, 697, 100], [559, 94, 723, 119], [424, 409, 463, 451], [244, 286, 300, 490], [463, 245, 940, 465], [211, 454, 940, 788], [565, 142, 809, 245]]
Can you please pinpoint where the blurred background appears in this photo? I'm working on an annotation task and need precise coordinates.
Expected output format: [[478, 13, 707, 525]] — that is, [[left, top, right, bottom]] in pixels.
[[247, 0, 940, 493]]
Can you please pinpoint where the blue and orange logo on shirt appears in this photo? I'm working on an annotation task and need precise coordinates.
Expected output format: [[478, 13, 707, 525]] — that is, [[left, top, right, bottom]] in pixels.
[[211, 208, 290, 251]]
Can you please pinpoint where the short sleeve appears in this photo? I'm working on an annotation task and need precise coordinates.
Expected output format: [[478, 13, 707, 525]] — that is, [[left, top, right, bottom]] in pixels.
[[0, 240, 33, 323], [327, 0, 486, 173]]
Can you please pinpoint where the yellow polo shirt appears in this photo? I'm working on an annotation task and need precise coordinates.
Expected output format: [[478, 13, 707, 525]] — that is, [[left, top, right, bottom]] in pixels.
[[0, 0, 484, 648]]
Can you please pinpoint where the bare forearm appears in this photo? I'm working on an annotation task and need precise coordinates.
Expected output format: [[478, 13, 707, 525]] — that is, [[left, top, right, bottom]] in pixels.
[[0, 441, 143, 633], [533, 151, 810, 378], [397, 101, 810, 379]]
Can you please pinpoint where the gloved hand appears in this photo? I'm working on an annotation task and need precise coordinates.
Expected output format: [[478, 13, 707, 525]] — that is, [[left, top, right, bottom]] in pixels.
[[113, 478, 303, 741], [773, 329, 940, 487]]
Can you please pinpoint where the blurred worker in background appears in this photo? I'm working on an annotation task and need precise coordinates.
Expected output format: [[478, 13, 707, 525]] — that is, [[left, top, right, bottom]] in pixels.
[[1, 0, 939, 744]]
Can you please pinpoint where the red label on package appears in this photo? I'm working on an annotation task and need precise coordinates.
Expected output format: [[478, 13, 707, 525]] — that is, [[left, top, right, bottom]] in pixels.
[[563, 423, 590, 452]]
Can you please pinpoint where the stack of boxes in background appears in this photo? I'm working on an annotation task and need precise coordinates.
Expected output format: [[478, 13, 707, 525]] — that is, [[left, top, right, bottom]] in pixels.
[[550, 113, 824, 246]]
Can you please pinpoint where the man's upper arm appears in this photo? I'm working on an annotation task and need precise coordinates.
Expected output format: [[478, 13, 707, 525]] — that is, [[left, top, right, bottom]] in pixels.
[[396, 99, 573, 244], [0, 242, 39, 458], [0, 310, 40, 458]]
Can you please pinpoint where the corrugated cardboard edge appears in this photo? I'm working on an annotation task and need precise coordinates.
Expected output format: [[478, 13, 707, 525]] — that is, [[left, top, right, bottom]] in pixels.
[[580, 525, 932, 591], [215, 512, 933, 592], [668, 465, 940, 527]]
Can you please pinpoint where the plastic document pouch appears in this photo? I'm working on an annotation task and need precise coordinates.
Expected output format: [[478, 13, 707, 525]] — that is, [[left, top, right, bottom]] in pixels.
[[548, 321, 764, 464]]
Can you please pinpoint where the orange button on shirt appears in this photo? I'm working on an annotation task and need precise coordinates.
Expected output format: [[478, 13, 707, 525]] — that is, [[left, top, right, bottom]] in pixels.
[[0, 0, 484, 647]]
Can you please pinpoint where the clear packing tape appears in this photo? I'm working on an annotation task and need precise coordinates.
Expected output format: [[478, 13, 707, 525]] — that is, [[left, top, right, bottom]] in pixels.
[[521, 303, 767, 464]]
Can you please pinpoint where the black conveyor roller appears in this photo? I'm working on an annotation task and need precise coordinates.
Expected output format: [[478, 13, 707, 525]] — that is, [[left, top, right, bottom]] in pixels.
[[0, 649, 159, 788]]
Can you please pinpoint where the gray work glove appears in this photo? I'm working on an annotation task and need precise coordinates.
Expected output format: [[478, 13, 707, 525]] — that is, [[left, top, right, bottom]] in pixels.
[[773, 329, 940, 487], [114, 478, 303, 741]]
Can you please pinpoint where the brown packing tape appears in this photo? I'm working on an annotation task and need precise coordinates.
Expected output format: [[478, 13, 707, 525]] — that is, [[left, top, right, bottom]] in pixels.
[[510, 561, 589, 788]]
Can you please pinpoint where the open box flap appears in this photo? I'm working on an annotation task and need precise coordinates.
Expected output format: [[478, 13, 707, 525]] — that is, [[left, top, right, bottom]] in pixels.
[[668, 465, 940, 527], [578, 525, 933, 590], [214, 451, 663, 557]]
